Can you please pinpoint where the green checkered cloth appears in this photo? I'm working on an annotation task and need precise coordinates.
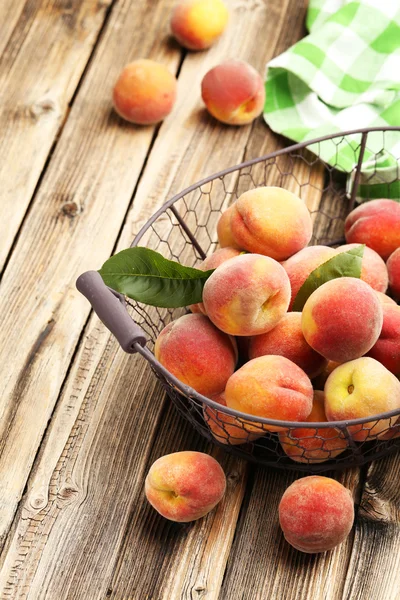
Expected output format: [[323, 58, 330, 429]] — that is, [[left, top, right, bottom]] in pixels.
[[263, 0, 400, 202]]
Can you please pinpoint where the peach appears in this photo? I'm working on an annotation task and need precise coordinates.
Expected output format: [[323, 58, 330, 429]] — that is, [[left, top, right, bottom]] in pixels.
[[366, 304, 400, 376], [171, 0, 228, 51], [155, 313, 237, 396], [337, 243, 388, 293], [230, 187, 312, 260], [248, 312, 327, 379], [376, 291, 397, 306], [113, 60, 177, 125], [301, 277, 383, 363], [324, 357, 400, 441], [225, 355, 313, 432], [387, 248, 400, 300], [279, 391, 348, 463], [203, 391, 263, 445], [190, 247, 241, 314], [279, 476, 354, 553], [201, 60, 265, 125], [378, 416, 400, 440], [345, 199, 400, 260], [217, 205, 241, 249], [145, 451, 226, 522], [282, 246, 337, 310], [202, 253, 291, 336]]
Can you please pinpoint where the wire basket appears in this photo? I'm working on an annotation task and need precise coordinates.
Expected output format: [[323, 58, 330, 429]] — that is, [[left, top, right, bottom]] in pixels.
[[77, 127, 400, 473]]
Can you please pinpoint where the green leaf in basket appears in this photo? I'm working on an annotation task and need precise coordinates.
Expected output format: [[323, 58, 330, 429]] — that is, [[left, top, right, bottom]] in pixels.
[[292, 245, 365, 312], [99, 247, 214, 308]]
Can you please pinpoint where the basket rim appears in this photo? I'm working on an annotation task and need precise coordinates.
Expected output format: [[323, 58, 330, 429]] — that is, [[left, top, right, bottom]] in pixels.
[[131, 125, 400, 248], [132, 125, 400, 432]]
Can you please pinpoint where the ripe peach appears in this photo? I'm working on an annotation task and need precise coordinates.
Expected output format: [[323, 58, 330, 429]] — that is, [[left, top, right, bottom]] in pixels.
[[282, 246, 337, 310], [375, 291, 397, 306], [387, 248, 400, 300], [155, 313, 237, 397], [190, 247, 241, 314], [301, 277, 383, 363], [171, 0, 228, 51], [217, 205, 241, 249], [113, 60, 177, 125], [279, 476, 354, 553], [201, 60, 265, 125], [366, 304, 400, 376], [337, 243, 388, 293], [345, 199, 400, 260], [230, 187, 312, 260], [279, 391, 348, 463], [202, 253, 291, 336], [378, 416, 400, 440], [324, 357, 400, 441], [145, 451, 226, 522], [225, 355, 313, 432], [203, 391, 263, 445], [248, 312, 327, 379]]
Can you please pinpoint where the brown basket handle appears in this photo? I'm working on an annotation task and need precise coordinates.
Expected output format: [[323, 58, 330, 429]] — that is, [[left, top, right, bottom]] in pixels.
[[76, 271, 147, 353]]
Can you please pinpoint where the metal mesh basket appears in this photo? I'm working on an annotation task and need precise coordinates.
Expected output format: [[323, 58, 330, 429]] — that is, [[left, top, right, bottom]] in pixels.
[[77, 127, 400, 473]]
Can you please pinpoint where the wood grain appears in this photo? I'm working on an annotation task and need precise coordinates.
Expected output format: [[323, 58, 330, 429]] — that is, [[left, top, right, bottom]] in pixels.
[[0, 0, 27, 58], [342, 454, 400, 600], [220, 468, 361, 600], [0, 0, 118, 273], [0, 0, 181, 551]]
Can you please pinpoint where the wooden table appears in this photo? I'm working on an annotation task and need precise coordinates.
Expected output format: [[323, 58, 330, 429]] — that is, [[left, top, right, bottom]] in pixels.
[[1, 0, 400, 598]]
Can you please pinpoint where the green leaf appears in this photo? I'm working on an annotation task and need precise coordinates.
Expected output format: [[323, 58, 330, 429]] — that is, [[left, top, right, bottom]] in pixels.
[[292, 245, 365, 311], [99, 247, 213, 308]]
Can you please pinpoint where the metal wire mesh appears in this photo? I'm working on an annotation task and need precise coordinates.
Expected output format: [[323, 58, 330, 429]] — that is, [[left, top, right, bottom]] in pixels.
[[129, 127, 400, 472]]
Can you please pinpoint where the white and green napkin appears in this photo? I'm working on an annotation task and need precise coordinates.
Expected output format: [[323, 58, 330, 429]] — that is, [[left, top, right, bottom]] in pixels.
[[264, 0, 400, 202]]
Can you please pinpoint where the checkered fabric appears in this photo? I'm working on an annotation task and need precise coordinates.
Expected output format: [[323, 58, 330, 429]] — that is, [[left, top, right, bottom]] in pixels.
[[263, 0, 400, 202]]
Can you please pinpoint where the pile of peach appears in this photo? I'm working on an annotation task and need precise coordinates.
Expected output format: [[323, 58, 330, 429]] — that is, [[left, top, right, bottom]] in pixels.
[[112, 0, 265, 127], [145, 451, 355, 554], [155, 189, 400, 462]]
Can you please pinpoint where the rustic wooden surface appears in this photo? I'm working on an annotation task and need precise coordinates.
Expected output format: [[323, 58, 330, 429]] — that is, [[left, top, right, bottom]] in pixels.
[[1, 0, 400, 599]]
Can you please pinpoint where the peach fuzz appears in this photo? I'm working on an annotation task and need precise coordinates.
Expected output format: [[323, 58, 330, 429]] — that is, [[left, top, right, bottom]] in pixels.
[[345, 199, 400, 260], [366, 304, 400, 376], [113, 60, 177, 125], [337, 243, 388, 293], [282, 245, 337, 310], [324, 357, 400, 441], [376, 290, 397, 306], [155, 313, 237, 397], [387, 248, 400, 300], [279, 477, 354, 553], [202, 253, 290, 336], [189, 246, 241, 314], [301, 277, 383, 363], [279, 391, 348, 464], [201, 60, 265, 125], [203, 391, 263, 445], [225, 355, 313, 433], [171, 0, 228, 51], [217, 205, 241, 249], [145, 451, 226, 522], [230, 187, 312, 261], [248, 312, 327, 379]]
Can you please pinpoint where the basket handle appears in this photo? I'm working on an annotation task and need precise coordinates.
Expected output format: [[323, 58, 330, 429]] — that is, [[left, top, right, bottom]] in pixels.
[[76, 271, 147, 353]]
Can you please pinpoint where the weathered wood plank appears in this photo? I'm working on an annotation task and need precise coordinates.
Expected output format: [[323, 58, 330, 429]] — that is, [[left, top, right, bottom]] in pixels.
[[0, 0, 115, 272], [0, 0, 26, 58], [342, 454, 400, 600], [0, 0, 181, 550], [220, 467, 361, 600]]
